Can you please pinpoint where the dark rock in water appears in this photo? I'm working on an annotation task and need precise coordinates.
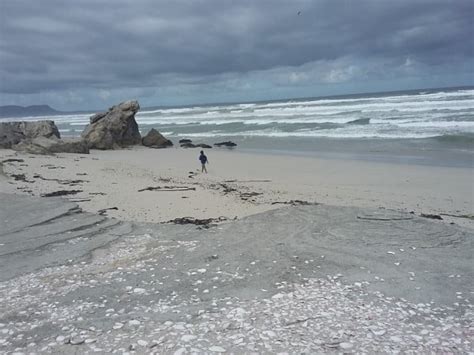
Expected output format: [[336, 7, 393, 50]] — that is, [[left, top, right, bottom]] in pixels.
[[13, 137, 89, 155], [41, 190, 83, 197], [181, 142, 196, 148], [0, 121, 60, 148], [81, 100, 141, 150], [195, 143, 212, 148], [214, 141, 237, 147], [179, 139, 192, 144], [142, 128, 173, 148]]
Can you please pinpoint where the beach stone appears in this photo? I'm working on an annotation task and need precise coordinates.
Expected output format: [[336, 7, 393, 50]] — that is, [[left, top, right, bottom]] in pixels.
[[70, 336, 85, 345], [209, 345, 226, 352], [340, 342, 353, 349], [142, 128, 173, 148], [0, 121, 60, 148], [12, 137, 89, 155], [81, 100, 141, 149]]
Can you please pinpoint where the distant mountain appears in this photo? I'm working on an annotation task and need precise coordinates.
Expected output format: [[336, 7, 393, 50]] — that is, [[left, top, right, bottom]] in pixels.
[[0, 105, 61, 118]]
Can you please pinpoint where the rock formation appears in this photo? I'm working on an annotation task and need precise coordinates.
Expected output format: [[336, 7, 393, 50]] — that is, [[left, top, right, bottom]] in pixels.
[[0, 121, 60, 148], [214, 141, 237, 147], [12, 137, 89, 155], [142, 128, 173, 148], [81, 100, 141, 149], [178, 139, 212, 149]]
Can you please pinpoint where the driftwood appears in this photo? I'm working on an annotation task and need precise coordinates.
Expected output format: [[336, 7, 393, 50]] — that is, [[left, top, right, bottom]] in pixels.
[[240, 192, 262, 199], [69, 198, 92, 202], [9, 173, 34, 183], [440, 213, 474, 220], [271, 200, 318, 206], [138, 186, 196, 192], [420, 213, 443, 220], [98, 207, 119, 215], [165, 216, 227, 227], [224, 179, 271, 183], [32, 174, 88, 185], [2, 158, 24, 163], [41, 190, 83, 197], [219, 183, 237, 194]]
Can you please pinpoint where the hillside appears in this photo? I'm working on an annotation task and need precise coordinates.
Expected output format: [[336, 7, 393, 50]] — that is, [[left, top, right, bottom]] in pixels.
[[0, 105, 60, 118]]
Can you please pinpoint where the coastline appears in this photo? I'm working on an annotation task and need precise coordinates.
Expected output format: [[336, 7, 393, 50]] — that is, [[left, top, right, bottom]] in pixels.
[[1, 145, 472, 227]]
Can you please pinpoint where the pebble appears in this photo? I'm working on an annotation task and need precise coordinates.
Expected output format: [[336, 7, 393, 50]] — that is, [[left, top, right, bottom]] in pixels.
[[137, 340, 148, 346], [113, 322, 124, 329], [181, 335, 197, 342], [209, 345, 226, 352], [340, 342, 353, 349], [128, 320, 141, 326], [70, 336, 85, 345]]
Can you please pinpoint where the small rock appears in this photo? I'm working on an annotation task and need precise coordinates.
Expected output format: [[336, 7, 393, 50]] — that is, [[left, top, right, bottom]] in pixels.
[[113, 322, 124, 329], [70, 336, 85, 345], [209, 345, 226, 352], [340, 342, 353, 349], [181, 335, 197, 342], [137, 340, 148, 346]]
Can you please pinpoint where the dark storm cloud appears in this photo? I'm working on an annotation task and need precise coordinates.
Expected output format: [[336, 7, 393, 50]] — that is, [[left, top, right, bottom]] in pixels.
[[0, 0, 472, 95]]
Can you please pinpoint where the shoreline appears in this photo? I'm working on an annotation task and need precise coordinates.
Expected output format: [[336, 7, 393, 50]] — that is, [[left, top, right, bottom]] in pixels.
[[0, 146, 472, 228]]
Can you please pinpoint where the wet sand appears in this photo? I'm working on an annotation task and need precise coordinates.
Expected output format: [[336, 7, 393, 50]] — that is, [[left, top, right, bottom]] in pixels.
[[0, 146, 472, 227]]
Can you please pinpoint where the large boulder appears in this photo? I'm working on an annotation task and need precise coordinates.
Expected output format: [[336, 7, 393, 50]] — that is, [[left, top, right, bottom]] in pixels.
[[0, 121, 59, 148], [81, 100, 141, 149], [12, 137, 89, 155], [142, 128, 173, 148]]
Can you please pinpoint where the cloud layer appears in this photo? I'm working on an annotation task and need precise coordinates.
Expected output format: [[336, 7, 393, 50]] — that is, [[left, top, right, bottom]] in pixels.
[[1, 0, 473, 109]]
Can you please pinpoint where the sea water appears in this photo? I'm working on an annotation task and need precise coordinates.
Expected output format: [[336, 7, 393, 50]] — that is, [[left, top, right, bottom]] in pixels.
[[2, 87, 473, 167]]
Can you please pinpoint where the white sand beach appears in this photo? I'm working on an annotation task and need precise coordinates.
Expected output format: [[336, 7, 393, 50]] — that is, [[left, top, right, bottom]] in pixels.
[[1, 146, 472, 227]]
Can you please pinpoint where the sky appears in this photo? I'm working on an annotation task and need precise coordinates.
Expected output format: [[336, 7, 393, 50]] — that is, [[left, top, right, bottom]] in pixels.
[[0, 0, 473, 111]]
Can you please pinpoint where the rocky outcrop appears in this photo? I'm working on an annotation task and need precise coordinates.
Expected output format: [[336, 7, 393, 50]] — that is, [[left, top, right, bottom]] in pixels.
[[0, 121, 60, 148], [214, 141, 237, 147], [179, 139, 212, 149], [142, 128, 173, 148], [12, 137, 89, 155], [81, 100, 141, 150]]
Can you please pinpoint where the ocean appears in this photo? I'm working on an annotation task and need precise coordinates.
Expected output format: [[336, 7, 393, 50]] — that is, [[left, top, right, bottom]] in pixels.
[[2, 87, 473, 167]]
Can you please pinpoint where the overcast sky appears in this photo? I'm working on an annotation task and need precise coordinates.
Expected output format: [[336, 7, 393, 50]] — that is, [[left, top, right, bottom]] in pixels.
[[0, 0, 473, 110]]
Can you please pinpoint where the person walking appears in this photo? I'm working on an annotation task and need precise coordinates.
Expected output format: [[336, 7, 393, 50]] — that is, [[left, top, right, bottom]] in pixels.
[[199, 150, 208, 173]]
